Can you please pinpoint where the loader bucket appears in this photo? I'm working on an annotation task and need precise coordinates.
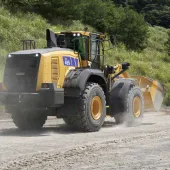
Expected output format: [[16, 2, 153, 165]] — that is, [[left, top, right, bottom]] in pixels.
[[131, 76, 166, 111]]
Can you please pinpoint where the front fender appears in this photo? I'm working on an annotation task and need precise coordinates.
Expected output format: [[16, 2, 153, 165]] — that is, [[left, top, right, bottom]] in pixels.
[[63, 69, 106, 97]]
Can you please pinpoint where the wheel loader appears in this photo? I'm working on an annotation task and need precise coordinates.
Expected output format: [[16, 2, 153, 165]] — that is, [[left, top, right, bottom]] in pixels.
[[0, 29, 166, 132]]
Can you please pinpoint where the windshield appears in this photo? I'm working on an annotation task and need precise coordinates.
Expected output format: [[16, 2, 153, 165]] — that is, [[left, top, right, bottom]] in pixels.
[[56, 33, 88, 60]]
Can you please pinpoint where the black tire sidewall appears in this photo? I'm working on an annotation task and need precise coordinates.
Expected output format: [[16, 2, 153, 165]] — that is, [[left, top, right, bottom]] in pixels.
[[86, 84, 106, 129], [127, 87, 144, 125]]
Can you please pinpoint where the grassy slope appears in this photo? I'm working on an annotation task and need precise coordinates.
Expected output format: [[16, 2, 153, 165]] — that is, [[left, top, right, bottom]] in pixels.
[[0, 7, 169, 104], [105, 26, 170, 104], [0, 7, 93, 79]]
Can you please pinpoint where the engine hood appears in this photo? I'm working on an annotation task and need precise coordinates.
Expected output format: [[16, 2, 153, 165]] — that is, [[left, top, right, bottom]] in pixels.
[[10, 47, 73, 55]]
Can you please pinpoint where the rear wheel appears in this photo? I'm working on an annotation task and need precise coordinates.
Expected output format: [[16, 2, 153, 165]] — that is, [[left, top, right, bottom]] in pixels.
[[114, 86, 144, 126], [12, 111, 47, 130], [63, 83, 106, 132]]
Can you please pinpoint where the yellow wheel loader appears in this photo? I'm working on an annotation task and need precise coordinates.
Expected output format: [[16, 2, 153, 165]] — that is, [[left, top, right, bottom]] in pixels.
[[0, 29, 166, 131]]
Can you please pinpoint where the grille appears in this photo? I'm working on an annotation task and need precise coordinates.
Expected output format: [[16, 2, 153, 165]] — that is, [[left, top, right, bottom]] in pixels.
[[51, 57, 59, 81], [4, 54, 40, 92]]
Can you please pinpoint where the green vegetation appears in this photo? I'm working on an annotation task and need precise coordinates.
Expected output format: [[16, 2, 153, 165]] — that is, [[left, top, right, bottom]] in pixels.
[[2, 0, 148, 51], [105, 26, 170, 105], [112, 0, 170, 28], [0, 6, 93, 79], [0, 6, 48, 78], [83, 1, 148, 50]]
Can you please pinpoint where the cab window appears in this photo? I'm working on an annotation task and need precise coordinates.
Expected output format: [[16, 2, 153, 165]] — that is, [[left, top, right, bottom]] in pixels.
[[56, 33, 88, 61], [90, 34, 100, 69]]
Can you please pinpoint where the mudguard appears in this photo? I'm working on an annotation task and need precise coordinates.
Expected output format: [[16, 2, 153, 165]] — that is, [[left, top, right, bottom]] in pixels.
[[63, 69, 106, 97], [109, 78, 137, 116]]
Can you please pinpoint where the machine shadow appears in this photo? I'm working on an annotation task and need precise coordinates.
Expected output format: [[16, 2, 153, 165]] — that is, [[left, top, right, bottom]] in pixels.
[[0, 120, 117, 137], [102, 121, 117, 128], [0, 124, 82, 137], [141, 123, 155, 126]]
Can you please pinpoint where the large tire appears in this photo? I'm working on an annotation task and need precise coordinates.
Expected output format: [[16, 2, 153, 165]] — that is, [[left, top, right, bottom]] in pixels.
[[63, 83, 106, 132], [12, 111, 47, 130], [114, 86, 144, 126]]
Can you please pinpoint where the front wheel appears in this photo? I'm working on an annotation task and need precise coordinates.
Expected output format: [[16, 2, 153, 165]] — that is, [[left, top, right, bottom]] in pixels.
[[63, 83, 106, 132], [114, 86, 144, 126]]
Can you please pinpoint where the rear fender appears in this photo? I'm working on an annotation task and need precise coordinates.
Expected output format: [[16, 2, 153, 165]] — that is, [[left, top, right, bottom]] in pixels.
[[109, 78, 137, 116]]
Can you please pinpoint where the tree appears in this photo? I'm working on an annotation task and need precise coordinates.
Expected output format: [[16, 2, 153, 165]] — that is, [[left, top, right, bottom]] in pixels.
[[83, 0, 148, 50], [111, 0, 170, 28], [142, 4, 170, 28], [115, 7, 148, 50], [1, 0, 84, 20], [82, 0, 108, 32], [2, 0, 149, 51]]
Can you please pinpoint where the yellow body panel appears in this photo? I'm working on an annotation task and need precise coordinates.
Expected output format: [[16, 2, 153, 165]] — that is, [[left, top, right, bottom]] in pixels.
[[114, 64, 130, 78], [36, 51, 79, 90]]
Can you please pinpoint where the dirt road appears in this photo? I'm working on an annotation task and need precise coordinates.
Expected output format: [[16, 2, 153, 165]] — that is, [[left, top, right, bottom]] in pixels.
[[0, 112, 170, 170]]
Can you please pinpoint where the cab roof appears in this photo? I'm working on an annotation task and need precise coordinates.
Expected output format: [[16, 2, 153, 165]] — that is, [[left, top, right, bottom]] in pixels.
[[55, 31, 105, 39]]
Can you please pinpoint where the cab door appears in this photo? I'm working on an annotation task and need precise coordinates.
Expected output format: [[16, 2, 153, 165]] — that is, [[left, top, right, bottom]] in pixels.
[[90, 34, 101, 69]]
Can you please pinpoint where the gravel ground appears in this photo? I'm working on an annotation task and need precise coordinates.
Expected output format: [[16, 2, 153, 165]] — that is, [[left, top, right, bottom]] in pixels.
[[0, 111, 170, 170]]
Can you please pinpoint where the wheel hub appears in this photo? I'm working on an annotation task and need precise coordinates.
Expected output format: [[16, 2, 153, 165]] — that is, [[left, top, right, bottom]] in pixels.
[[91, 96, 102, 120], [133, 96, 141, 118]]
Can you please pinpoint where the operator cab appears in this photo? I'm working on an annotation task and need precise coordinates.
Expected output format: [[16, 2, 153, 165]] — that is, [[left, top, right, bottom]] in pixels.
[[55, 31, 105, 69], [22, 29, 105, 69]]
